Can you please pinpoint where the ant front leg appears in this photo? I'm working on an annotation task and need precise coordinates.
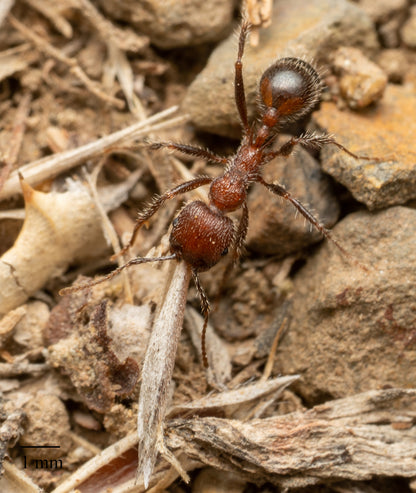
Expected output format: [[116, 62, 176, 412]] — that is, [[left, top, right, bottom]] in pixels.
[[148, 141, 228, 165], [119, 176, 213, 256], [257, 176, 356, 263], [264, 131, 380, 162], [235, 22, 251, 134]]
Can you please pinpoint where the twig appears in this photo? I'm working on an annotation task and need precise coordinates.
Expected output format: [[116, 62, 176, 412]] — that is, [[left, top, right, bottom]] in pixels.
[[0, 92, 31, 192], [8, 14, 125, 109], [0, 106, 186, 200], [0, 361, 49, 377]]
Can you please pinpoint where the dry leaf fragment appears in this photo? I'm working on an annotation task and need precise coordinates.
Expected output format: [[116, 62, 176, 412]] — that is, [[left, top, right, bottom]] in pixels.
[[168, 375, 299, 418], [48, 299, 140, 413], [0, 176, 107, 315], [0, 408, 25, 474]]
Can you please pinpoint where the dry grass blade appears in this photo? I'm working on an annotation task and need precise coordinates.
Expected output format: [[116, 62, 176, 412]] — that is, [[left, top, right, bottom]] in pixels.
[[0, 106, 184, 200], [137, 260, 192, 488]]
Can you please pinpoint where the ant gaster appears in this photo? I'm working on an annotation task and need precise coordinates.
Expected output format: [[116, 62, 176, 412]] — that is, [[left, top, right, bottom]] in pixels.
[[63, 23, 375, 367]]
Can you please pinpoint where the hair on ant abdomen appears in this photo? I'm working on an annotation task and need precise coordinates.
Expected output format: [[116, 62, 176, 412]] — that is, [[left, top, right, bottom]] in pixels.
[[62, 22, 377, 368]]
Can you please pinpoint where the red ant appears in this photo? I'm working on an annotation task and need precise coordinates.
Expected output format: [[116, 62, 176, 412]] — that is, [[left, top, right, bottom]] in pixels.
[[62, 23, 375, 367]]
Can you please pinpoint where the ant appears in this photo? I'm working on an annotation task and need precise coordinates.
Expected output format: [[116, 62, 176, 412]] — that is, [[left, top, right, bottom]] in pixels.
[[62, 22, 376, 368]]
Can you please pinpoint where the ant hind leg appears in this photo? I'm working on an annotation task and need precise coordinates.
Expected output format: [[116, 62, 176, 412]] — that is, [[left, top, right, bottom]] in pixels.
[[60, 254, 177, 295], [192, 269, 211, 368], [257, 176, 368, 271]]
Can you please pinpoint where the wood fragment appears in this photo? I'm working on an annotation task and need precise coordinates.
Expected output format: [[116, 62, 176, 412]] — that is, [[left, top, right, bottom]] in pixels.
[[167, 388, 416, 489]]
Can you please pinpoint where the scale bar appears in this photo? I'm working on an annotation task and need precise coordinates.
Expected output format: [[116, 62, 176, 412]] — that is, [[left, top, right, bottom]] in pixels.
[[21, 445, 60, 449]]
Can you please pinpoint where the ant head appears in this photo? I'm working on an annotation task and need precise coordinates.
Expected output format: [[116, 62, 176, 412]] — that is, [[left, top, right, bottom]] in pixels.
[[259, 58, 322, 125]]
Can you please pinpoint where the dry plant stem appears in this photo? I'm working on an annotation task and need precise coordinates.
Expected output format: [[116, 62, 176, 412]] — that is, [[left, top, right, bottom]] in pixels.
[[51, 433, 138, 493], [76, 0, 148, 52], [0, 91, 31, 191], [8, 14, 125, 109], [23, 0, 73, 38], [84, 164, 133, 303], [0, 361, 49, 377], [137, 260, 191, 488], [1, 461, 42, 493], [260, 317, 287, 382], [0, 106, 184, 200]]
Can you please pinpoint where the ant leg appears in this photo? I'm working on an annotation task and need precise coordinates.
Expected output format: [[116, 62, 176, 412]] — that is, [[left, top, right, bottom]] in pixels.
[[257, 176, 364, 266], [221, 201, 249, 278], [119, 176, 213, 256], [232, 201, 249, 262], [263, 131, 380, 162], [191, 269, 211, 368], [60, 254, 177, 295], [213, 202, 248, 312], [148, 141, 228, 165], [235, 22, 251, 134]]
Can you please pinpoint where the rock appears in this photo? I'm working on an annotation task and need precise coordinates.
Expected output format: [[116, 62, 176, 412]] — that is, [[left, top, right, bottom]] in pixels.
[[313, 84, 416, 210], [401, 5, 416, 48], [96, 0, 234, 49], [13, 301, 49, 349], [358, 0, 408, 23], [20, 394, 72, 459], [183, 0, 378, 137], [358, 0, 408, 48], [331, 47, 387, 109], [377, 49, 408, 83], [275, 206, 416, 402], [246, 135, 340, 256]]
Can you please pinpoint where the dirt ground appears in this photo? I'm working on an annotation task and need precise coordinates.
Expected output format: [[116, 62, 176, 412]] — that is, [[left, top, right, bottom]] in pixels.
[[0, 1, 415, 492]]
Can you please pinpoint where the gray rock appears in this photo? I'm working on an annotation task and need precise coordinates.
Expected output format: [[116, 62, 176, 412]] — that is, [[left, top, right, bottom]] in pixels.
[[96, 0, 234, 49], [246, 135, 340, 257], [274, 206, 416, 402]]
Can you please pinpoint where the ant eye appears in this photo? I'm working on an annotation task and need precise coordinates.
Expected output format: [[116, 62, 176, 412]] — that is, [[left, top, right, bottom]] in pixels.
[[221, 247, 228, 256], [172, 217, 179, 227], [259, 58, 322, 122]]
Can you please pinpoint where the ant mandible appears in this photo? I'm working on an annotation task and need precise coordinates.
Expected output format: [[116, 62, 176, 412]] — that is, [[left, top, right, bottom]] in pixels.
[[63, 23, 374, 367]]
